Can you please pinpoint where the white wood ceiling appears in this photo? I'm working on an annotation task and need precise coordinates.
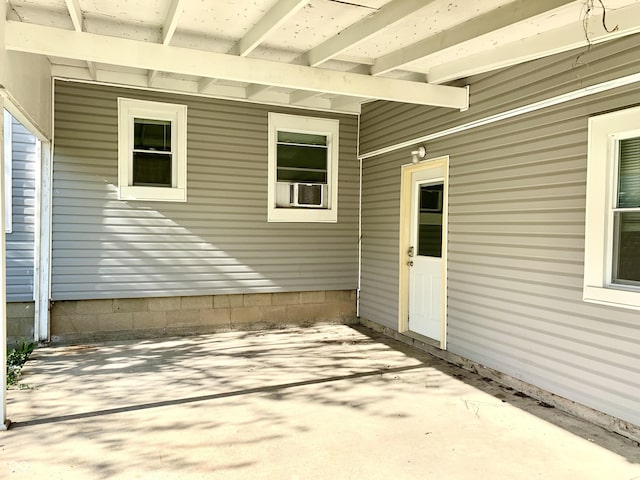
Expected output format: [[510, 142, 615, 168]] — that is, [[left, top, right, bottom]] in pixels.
[[5, 0, 640, 113]]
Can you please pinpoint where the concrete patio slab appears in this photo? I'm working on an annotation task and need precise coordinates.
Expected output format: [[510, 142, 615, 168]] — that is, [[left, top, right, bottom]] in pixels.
[[2, 324, 640, 479]]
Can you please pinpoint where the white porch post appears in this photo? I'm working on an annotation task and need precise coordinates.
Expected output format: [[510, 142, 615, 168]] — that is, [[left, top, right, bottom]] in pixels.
[[0, 98, 10, 430], [34, 138, 51, 343]]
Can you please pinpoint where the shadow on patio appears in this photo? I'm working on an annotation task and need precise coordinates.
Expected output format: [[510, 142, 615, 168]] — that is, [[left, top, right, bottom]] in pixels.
[[4, 324, 640, 479]]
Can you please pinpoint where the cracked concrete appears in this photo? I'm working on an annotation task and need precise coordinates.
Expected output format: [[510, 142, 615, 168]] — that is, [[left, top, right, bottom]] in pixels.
[[3, 324, 640, 479]]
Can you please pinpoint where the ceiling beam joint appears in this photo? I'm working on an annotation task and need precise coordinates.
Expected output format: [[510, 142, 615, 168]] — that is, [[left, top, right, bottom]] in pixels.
[[238, 0, 308, 57], [64, 0, 83, 32], [307, 0, 434, 67], [162, 0, 184, 45]]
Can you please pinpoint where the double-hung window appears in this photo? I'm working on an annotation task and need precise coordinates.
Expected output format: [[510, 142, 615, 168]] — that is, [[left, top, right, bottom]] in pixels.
[[118, 98, 187, 202], [584, 105, 640, 309], [267, 113, 339, 222]]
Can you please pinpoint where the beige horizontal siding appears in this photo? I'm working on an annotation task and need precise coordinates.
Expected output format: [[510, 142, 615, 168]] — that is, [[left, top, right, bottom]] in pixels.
[[359, 37, 640, 427], [52, 81, 358, 300], [359, 150, 405, 328]]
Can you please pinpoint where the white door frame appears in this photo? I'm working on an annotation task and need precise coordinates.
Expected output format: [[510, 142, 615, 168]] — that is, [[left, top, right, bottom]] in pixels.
[[1, 92, 52, 344], [398, 156, 449, 349]]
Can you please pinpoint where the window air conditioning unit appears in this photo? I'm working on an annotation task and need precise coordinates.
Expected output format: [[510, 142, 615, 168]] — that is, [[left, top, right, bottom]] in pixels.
[[275, 182, 327, 208], [292, 183, 324, 207]]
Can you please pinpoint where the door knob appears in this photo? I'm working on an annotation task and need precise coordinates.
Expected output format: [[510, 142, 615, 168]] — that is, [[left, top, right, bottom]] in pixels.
[[407, 246, 414, 257], [407, 260, 414, 267]]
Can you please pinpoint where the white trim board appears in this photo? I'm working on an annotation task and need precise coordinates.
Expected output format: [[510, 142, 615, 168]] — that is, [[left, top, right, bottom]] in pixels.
[[0, 89, 50, 142], [3, 110, 12, 234], [0, 97, 10, 430], [53, 76, 362, 116], [359, 72, 640, 160]]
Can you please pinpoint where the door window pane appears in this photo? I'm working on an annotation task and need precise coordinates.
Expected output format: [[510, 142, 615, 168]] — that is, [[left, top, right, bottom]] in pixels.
[[417, 183, 443, 257]]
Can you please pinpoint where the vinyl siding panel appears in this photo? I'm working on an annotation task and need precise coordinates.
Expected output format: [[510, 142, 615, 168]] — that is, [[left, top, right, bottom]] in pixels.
[[360, 150, 405, 329], [52, 82, 358, 300], [6, 115, 37, 302], [359, 37, 640, 427]]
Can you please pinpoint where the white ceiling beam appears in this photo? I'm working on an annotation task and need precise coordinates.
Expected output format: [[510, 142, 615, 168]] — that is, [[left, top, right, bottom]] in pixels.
[[240, 40, 370, 98], [333, 54, 374, 66], [306, 0, 434, 67], [64, 0, 83, 32], [288, 63, 369, 104], [147, 0, 184, 91], [162, 0, 184, 46], [87, 61, 97, 80], [148, 69, 159, 87], [371, 0, 575, 76], [330, 96, 362, 110], [198, 78, 218, 93], [290, 90, 322, 104], [7, 22, 468, 109], [65, 0, 97, 84], [238, 0, 308, 57], [289, 59, 371, 105], [246, 84, 272, 99], [427, 2, 640, 84]]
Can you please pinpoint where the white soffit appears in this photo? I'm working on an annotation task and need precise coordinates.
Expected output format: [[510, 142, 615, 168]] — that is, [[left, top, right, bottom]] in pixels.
[[6, 0, 640, 113]]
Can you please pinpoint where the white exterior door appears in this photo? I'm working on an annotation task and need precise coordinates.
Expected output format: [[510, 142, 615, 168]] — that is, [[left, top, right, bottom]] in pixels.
[[399, 159, 448, 348]]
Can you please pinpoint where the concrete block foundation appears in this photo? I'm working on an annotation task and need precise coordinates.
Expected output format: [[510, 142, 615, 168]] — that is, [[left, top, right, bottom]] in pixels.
[[7, 302, 35, 345], [51, 290, 357, 343]]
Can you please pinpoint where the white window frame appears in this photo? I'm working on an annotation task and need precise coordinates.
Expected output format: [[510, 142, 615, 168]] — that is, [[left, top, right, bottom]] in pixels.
[[117, 98, 187, 202], [584, 105, 640, 310], [267, 113, 339, 223], [3, 109, 12, 233]]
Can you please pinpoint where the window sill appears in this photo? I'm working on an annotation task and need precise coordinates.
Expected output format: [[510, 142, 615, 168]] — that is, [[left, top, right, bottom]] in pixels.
[[268, 207, 337, 223], [583, 285, 640, 310], [119, 186, 186, 202]]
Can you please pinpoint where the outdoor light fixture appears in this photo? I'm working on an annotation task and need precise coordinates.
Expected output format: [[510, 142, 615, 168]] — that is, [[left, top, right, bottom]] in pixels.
[[411, 145, 427, 163]]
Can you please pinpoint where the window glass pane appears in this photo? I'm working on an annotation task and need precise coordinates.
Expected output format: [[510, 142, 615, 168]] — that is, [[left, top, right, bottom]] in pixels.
[[617, 137, 640, 208], [614, 211, 640, 284], [277, 144, 327, 170], [277, 131, 327, 146], [134, 119, 172, 152], [132, 152, 172, 187], [277, 169, 327, 183], [277, 143, 328, 183], [417, 184, 443, 258]]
